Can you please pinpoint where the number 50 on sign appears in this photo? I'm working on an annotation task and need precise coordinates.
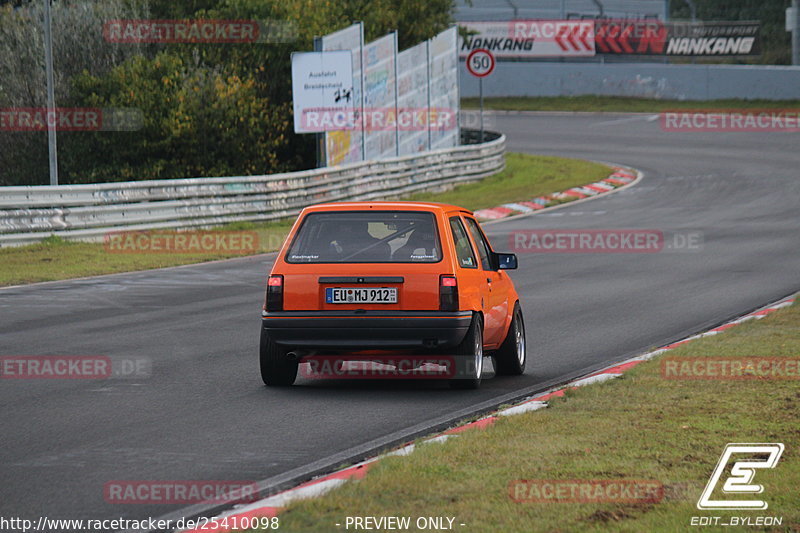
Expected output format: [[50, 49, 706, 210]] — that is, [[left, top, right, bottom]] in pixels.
[[466, 48, 495, 78]]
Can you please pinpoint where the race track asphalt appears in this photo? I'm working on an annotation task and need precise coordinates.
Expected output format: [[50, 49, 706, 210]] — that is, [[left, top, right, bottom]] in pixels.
[[1, 113, 798, 526]]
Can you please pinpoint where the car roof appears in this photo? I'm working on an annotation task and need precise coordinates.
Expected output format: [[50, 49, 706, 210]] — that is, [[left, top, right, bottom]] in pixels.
[[300, 201, 473, 215]]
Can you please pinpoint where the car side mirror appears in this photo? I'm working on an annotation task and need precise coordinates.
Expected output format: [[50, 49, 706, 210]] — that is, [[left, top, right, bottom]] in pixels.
[[495, 252, 517, 270]]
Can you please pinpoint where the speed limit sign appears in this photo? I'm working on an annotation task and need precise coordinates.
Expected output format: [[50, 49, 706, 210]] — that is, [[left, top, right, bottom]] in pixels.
[[466, 48, 495, 78]]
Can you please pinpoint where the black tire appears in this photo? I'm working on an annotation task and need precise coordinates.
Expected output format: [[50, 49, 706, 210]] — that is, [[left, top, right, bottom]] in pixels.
[[260, 329, 298, 386], [449, 314, 483, 389], [494, 303, 526, 376]]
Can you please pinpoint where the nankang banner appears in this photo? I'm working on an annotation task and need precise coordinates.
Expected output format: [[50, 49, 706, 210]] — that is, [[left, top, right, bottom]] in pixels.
[[594, 20, 761, 56], [664, 21, 760, 56]]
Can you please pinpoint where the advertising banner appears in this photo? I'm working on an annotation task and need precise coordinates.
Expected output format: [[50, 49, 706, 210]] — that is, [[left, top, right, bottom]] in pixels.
[[320, 23, 363, 166], [429, 26, 460, 151], [362, 33, 397, 161], [595, 20, 760, 56], [459, 20, 760, 58], [459, 20, 595, 58], [397, 41, 430, 155]]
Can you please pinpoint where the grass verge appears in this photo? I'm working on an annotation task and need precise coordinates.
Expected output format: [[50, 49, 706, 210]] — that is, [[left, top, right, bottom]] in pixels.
[[261, 299, 800, 532], [462, 96, 800, 113], [0, 153, 609, 287], [403, 152, 609, 211]]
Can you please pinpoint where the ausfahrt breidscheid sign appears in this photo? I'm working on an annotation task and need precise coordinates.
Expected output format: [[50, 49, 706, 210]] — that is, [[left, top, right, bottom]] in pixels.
[[291, 51, 355, 133]]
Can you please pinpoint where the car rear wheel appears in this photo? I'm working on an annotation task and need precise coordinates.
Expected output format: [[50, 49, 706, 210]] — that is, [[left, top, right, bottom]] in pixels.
[[450, 314, 483, 389], [260, 329, 298, 386], [494, 303, 526, 376]]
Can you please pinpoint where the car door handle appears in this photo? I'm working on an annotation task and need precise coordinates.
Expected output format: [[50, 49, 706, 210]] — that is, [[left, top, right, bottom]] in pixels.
[[486, 278, 492, 283]]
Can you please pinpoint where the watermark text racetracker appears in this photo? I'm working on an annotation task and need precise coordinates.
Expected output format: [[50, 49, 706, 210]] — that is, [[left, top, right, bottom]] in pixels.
[[661, 110, 800, 132], [299, 107, 457, 132], [0, 356, 151, 379], [104, 230, 260, 254], [509, 479, 664, 504], [510, 229, 703, 253], [300, 355, 457, 380], [103, 19, 296, 43], [104, 480, 258, 504], [662, 357, 800, 380], [0, 108, 143, 132]]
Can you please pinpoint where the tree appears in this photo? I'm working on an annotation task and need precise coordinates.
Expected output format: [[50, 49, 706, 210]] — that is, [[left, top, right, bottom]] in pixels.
[[0, 0, 150, 185]]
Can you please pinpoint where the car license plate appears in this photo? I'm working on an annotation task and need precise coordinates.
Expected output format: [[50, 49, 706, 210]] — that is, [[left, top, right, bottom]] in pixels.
[[326, 287, 398, 304]]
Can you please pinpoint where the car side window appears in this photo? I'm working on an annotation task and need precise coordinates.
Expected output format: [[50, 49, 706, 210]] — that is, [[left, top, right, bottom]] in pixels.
[[449, 217, 477, 269], [464, 217, 493, 270]]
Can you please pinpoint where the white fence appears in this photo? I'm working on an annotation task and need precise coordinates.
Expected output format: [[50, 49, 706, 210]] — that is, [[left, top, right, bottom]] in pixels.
[[0, 132, 505, 247]]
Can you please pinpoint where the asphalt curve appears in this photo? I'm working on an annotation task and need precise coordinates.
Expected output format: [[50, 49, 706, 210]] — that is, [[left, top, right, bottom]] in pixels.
[[1, 113, 798, 527]]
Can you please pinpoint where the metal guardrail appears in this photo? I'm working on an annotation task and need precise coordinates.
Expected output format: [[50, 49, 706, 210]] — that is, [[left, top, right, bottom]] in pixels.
[[0, 131, 505, 246]]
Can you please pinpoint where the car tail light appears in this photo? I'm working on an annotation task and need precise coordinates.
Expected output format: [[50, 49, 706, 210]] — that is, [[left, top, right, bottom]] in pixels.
[[266, 275, 284, 312], [439, 275, 458, 311]]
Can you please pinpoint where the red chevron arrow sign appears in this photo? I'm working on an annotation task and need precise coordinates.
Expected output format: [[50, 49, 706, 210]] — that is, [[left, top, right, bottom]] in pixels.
[[595, 20, 667, 54], [459, 21, 595, 58], [555, 24, 594, 52]]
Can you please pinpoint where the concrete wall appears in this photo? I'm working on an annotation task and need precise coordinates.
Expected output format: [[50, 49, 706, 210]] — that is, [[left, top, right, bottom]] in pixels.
[[454, 0, 667, 21], [460, 62, 800, 100]]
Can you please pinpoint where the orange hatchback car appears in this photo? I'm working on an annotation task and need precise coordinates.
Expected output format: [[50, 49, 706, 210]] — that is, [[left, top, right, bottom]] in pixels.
[[260, 202, 526, 389]]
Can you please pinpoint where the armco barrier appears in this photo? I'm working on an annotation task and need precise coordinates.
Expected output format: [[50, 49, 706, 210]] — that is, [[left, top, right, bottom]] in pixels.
[[0, 131, 504, 246]]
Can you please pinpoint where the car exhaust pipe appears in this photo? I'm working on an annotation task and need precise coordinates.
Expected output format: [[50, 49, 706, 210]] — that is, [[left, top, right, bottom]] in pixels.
[[287, 350, 315, 361]]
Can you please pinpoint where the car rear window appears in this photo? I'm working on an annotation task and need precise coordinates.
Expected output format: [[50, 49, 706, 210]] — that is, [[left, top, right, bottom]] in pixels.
[[286, 211, 442, 263]]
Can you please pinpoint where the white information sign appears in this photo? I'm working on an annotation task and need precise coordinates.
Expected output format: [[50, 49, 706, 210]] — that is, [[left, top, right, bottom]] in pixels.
[[291, 51, 355, 133]]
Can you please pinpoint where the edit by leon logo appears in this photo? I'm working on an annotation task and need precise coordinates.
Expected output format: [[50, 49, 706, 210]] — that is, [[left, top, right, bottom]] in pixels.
[[697, 443, 784, 510]]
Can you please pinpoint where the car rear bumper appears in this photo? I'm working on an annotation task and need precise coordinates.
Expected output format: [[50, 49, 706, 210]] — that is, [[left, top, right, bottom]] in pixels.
[[261, 310, 472, 349]]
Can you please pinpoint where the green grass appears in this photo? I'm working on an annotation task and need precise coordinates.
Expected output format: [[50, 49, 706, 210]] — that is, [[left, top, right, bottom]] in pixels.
[[462, 96, 800, 113], [404, 152, 609, 211], [0, 221, 293, 287], [257, 299, 800, 533], [0, 153, 610, 287]]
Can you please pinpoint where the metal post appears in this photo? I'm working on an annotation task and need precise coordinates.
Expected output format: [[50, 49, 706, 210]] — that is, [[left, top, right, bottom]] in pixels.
[[453, 25, 461, 146], [393, 30, 399, 156], [313, 36, 325, 168], [359, 22, 366, 161], [43, 0, 58, 186], [479, 77, 484, 143], [426, 39, 432, 151], [685, 0, 698, 65], [793, 0, 800, 66], [684, 0, 697, 22]]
